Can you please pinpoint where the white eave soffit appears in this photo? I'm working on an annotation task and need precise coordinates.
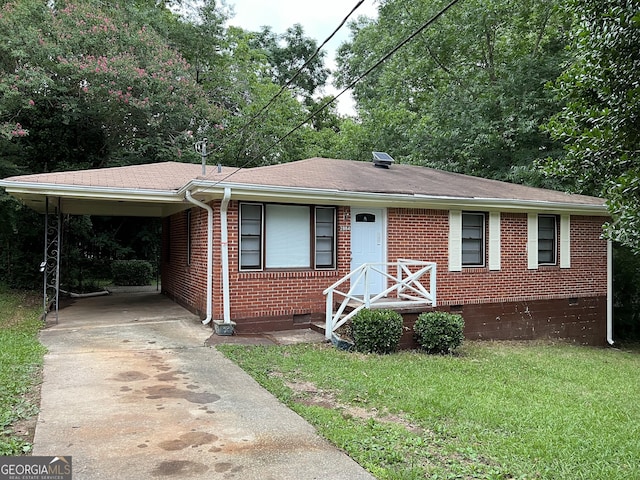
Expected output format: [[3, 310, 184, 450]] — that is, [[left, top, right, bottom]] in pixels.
[[184, 181, 608, 216]]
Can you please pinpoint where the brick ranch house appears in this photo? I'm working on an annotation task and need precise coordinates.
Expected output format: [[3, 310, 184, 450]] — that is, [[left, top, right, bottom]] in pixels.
[[0, 157, 613, 345]]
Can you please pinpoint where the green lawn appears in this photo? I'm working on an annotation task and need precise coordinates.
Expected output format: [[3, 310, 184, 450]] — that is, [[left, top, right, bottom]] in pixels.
[[0, 287, 46, 455], [219, 341, 640, 479]]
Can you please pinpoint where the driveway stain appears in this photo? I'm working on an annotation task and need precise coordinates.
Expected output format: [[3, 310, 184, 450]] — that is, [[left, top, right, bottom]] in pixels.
[[155, 371, 181, 382], [151, 460, 209, 477], [158, 431, 218, 451], [144, 384, 220, 404], [112, 371, 150, 381]]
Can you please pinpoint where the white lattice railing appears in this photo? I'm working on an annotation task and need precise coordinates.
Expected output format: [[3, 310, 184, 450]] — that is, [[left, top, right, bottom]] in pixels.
[[322, 259, 437, 340]]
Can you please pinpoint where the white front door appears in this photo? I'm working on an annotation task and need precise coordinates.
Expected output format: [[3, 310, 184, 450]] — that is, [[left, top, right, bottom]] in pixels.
[[350, 208, 385, 297]]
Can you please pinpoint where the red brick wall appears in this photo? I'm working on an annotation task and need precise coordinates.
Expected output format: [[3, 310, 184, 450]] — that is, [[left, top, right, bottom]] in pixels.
[[220, 202, 351, 331], [161, 207, 210, 317], [162, 203, 608, 338], [387, 209, 608, 305]]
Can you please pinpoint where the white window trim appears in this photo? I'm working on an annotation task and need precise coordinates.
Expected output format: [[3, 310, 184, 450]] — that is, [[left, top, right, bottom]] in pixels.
[[560, 215, 571, 269], [449, 210, 462, 272], [489, 212, 501, 271], [527, 213, 538, 270]]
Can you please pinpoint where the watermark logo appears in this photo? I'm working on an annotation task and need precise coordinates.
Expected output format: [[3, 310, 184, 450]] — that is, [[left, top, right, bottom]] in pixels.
[[0, 456, 72, 480]]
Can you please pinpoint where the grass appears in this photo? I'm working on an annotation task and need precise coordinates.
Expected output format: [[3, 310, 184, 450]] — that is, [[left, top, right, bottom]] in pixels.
[[218, 341, 640, 479], [0, 286, 46, 455]]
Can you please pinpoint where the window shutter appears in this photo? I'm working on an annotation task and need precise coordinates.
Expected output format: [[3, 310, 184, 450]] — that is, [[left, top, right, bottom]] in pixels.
[[489, 212, 501, 271], [527, 213, 538, 270], [449, 210, 462, 272], [560, 215, 571, 269]]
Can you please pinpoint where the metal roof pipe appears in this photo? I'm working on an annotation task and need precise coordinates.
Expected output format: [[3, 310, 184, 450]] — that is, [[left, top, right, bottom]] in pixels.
[[185, 190, 213, 325]]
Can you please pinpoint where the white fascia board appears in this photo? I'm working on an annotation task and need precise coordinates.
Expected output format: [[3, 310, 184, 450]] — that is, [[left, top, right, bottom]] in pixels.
[[185, 180, 609, 216], [1, 182, 182, 203]]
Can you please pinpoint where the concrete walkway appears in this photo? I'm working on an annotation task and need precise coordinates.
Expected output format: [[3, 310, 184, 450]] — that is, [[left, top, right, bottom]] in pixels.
[[33, 292, 375, 480]]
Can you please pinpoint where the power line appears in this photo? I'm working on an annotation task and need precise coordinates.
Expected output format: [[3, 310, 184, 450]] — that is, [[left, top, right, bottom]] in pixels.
[[218, 0, 366, 160], [210, 0, 462, 186]]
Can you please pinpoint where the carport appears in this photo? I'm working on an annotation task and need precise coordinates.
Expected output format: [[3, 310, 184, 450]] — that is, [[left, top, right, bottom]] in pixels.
[[0, 162, 217, 324]]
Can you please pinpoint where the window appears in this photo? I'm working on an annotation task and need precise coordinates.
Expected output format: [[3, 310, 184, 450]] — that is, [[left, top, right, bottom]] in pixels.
[[239, 203, 337, 271], [462, 212, 485, 266], [240, 203, 262, 269], [265, 205, 310, 268], [538, 215, 557, 265], [315, 207, 336, 269]]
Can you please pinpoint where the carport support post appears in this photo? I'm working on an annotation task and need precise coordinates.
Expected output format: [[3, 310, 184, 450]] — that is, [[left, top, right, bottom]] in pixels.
[[43, 197, 62, 323]]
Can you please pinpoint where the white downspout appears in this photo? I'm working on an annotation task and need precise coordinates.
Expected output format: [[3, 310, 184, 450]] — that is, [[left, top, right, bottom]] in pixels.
[[220, 187, 232, 324], [185, 190, 213, 325], [606, 240, 614, 345]]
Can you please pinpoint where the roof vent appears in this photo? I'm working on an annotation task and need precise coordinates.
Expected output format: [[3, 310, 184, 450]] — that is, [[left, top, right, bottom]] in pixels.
[[372, 151, 394, 169]]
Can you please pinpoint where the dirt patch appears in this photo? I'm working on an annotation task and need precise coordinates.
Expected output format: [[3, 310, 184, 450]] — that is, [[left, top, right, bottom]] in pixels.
[[281, 376, 424, 435]]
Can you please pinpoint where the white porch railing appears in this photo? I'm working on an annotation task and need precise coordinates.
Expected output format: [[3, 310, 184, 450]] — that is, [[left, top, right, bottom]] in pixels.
[[322, 259, 437, 340]]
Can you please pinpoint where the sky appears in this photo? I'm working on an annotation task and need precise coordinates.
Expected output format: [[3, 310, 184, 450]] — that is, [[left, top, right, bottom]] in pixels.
[[225, 0, 380, 115]]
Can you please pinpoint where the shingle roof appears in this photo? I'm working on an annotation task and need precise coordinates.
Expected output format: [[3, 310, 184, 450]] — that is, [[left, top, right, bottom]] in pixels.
[[3, 161, 221, 191], [1, 157, 605, 209], [204, 157, 604, 207]]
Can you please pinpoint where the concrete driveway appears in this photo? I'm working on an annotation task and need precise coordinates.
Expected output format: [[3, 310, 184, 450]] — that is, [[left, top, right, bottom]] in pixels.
[[33, 292, 375, 479]]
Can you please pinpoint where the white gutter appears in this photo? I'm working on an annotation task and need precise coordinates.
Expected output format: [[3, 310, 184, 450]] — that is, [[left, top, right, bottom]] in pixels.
[[185, 190, 213, 325], [607, 240, 614, 345], [220, 188, 232, 324], [1, 182, 180, 202], [181, 181, 609, 216]]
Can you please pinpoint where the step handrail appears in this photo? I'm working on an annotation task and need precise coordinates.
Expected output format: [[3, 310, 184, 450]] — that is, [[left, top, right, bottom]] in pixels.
[[323, 260, 436, 339]]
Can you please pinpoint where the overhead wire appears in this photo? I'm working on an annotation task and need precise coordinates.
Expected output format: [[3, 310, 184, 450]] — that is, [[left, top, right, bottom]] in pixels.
[[218, 0, 366, 160], [210, 0, 463, 186]]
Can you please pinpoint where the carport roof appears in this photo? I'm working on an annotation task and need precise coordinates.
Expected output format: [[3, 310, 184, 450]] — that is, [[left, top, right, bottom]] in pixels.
[[0, 158, 608, 216]]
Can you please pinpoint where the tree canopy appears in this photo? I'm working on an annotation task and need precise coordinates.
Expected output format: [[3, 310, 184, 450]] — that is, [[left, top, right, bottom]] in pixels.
[[0, 0, 223, 173], [544, 0, 640, 252], [334, 0, 572, 186]]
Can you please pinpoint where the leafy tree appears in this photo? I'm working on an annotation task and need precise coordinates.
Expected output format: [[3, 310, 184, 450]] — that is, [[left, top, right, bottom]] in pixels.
[[0, 0, 224, 290], [334, 0, 571, 185], [250, 24, 330, 99], [0, 0, 221, 173], [544, 0, 640, 251]]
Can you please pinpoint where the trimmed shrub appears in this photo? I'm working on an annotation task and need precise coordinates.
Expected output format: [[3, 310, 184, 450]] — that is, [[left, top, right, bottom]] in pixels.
[[351, 308, 404, 354], [111, 260, 153, 286], [414, 311, 464, 355]]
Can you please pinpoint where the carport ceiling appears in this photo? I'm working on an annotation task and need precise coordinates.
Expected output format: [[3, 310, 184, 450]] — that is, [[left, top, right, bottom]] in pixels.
[[11, 191, 191, 217]]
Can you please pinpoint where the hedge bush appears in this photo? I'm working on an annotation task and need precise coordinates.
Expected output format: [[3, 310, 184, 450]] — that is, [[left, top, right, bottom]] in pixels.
[[111, 260, 153, 286], [414, 311, 464, 354], [351, 308, 404, 354]]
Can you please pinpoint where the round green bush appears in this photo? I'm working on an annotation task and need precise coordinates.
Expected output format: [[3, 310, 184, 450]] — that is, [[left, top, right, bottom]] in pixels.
[[111, 259, 153, 286], [414, 311, 464, 354], [351, 308, 404, 354]]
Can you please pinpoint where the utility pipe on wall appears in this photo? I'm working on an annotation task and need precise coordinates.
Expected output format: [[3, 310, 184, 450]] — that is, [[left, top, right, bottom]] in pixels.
[[185, 190, 213, 325], [220, 187, 231, 324]]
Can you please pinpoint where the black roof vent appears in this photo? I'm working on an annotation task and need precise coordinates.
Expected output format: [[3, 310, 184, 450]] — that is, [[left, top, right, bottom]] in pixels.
[[372, 151, 394, 168]]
